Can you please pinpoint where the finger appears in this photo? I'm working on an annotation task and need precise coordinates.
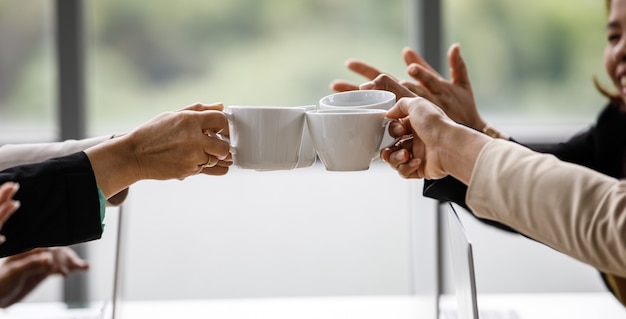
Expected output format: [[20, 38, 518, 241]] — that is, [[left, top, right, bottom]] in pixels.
[[407, 63, 444, 94], [359, 74, 416, 99], [200, 164, 231, 176], [181, 102, 224, 112], [6, 252, 53, 278], [202, 131, 232, 161], [381, 148, 393, 163], [0, 182, 19, 202], [386, 96, 420, 120], [345, 59, 386, 80], [396, 158, 423, 179], [0, 199, 20, 227], [198, 111, 229, 134], [388, 149, 411, 168], [404, 82, 435, 102], [5, 248, 48, 263], [398, 80, 420, 95], [199, 154, 222, 170], [447, 43, 471, 87], [389, 120, 409, 138], [402, 46, 437, 74], [52, 247, 89, 273], [329, 80, 359, 92]]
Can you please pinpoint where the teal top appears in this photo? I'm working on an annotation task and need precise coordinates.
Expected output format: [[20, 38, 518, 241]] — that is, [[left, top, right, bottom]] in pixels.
[[97, 186, 106, 230]]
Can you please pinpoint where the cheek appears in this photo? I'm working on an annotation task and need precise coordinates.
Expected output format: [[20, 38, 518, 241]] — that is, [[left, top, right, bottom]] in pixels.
[[605, 48, 616, 79]]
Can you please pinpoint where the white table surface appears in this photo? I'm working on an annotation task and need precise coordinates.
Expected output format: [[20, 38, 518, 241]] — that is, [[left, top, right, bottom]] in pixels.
[[3, 293, 625, 319]]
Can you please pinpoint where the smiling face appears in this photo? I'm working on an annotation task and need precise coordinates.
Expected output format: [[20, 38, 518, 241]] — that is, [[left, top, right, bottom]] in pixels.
[[605, 0, 626, 104]]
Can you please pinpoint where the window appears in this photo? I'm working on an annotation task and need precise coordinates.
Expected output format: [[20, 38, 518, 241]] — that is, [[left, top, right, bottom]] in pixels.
[[0, 0, 56, 143], [86, 0, 410, 136], [444, 0, 607, 130]]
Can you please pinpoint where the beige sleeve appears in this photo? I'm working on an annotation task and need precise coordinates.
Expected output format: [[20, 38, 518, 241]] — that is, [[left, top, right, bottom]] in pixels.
[[466, 139, 626, 277]]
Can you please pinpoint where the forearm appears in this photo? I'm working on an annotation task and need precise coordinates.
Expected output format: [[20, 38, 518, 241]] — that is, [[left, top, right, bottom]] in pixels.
[[84, 136, 140, 199], [466, 140, 626, 277]]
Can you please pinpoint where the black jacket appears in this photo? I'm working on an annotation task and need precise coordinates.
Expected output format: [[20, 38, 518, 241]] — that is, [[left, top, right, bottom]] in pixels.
[[0, 151, 103, 257]]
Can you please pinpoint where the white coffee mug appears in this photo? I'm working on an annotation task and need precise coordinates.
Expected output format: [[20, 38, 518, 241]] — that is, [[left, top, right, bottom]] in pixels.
[[295, 105, 317, 168], [319, 90, 396, 158], [305, 109, 390, 171], [226, 105, 306, 171]]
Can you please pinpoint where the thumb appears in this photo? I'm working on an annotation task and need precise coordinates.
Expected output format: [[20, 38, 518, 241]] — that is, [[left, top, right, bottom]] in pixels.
[[386, 97, 416, 120]]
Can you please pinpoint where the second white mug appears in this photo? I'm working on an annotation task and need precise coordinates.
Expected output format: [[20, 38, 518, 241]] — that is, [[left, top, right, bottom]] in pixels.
[[306, 109, 389, 171]]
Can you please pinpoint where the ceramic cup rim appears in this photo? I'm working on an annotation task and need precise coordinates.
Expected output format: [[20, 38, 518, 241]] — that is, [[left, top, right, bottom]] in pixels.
[[306, 109, 387, 115], [319, 90, 396, 109], [227, 105, 310, 110]]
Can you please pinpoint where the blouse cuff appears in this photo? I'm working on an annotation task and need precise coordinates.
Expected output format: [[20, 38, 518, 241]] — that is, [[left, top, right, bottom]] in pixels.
[[97, 186, 107, 230]]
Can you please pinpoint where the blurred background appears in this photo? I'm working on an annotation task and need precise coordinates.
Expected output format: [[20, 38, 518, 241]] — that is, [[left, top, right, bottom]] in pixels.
[[0, 0, 609, 304]]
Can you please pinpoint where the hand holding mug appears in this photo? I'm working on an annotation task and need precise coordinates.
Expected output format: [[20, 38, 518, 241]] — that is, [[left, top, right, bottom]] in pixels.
[[382, 97, 490, 183], [85, 102, 232, 198]]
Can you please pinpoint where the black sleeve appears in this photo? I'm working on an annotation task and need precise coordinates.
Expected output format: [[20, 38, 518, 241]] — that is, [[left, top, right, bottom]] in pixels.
[[0, 152, 103, 257]]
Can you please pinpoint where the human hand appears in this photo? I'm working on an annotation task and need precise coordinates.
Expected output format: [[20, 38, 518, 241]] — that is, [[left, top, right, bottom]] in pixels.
[[381, 97, 490, 184], [332, 44, 488, 132], [86, 102, 233, 198], [0, 182, 20, 245], [47, 247, 89, 276], [0, 247, 88, 308], [380, 97, 452, 180], [403, 43, 486, 131], [124, 102, 232, 179]]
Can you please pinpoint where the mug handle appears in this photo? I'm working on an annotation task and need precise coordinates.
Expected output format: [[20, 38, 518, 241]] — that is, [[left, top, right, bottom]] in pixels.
[[379, 118, 404, 150], [371, 118, 401, 162]]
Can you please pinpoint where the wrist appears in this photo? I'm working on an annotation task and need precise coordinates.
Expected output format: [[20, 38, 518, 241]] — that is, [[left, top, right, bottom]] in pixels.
[[85, 136, 140, 199], [442, 123, 492, 185]]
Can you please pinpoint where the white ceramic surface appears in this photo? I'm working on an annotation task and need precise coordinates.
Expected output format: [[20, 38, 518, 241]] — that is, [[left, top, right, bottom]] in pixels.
[[319, 90, 395, 110], [306, 109, 388, 171], [319, 90, 396, 154], [227, 106, 306, 171], [295, 105, 317, 168]]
